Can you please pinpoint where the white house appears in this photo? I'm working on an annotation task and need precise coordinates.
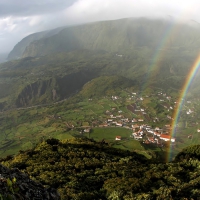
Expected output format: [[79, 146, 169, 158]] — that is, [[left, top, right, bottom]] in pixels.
[[115, 136, 121, 140]]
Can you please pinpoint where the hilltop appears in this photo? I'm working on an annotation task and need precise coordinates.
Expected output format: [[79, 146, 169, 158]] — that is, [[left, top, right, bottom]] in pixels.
[[1, 138, 200, 199], [8, 18, 200, 60]]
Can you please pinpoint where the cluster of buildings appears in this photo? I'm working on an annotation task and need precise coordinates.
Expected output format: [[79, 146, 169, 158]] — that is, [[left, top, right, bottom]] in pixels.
[[131, 124, 175, 146], [86, 91, 199, 145]]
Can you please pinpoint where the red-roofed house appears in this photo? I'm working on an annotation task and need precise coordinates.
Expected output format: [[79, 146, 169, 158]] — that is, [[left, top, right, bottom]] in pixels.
[[115, 136, 121, 140], [160, 134, 175, 142]]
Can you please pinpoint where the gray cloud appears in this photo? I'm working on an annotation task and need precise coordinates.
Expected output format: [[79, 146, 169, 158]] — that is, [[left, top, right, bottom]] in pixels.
[[1, 0, 200, 54], [0, 0, 76, 17]]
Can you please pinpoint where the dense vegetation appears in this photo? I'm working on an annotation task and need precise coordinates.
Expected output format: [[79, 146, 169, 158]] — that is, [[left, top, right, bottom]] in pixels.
[[1, 138, 200, 199]]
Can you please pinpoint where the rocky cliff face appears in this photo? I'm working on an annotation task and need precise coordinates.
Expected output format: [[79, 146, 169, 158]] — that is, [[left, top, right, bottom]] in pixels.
[[0, 164, 60, 199], [15, 70, 97, 107], [16, 79, 55, 107]]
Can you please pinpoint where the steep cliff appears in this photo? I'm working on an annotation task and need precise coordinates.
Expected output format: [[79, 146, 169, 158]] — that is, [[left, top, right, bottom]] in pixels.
[[15, 70, 97, 107]]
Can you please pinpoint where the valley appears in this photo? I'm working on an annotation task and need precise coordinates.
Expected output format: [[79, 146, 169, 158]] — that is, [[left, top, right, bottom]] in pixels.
[[0, 84, 199, 161]]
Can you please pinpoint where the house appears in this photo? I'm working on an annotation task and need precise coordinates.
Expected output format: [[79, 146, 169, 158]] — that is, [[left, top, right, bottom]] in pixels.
[[115, 136, 121, 140], [160, 134, 175, 142], [132, 124, 140, 129], [186, 109, 193, 115], [147, 130, 154, 134], [133, 133, 142, 140], [110, 114, 116, 118], [167, 115, 172, 119], [84, 128, 91, 133], [138, 130, 143, 136], [154, 132, 161, 137], [148, 137, 155, 143], [160, 134, 170, 141], [99, 124, 108, 127], [122, 118, 129, 122], [116, 122, 123, 127], [171, 138, 176, 142]]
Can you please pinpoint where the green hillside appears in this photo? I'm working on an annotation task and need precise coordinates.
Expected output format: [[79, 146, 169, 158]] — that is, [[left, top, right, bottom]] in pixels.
[[0, 47, 195, 110], [80, 75, 136, 98], [2, 18, 200, 110], [1, 138, 200, 199]]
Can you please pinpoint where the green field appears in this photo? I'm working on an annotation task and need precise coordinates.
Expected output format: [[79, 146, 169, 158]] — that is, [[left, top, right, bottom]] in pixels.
[[0, 90, 198, 161]]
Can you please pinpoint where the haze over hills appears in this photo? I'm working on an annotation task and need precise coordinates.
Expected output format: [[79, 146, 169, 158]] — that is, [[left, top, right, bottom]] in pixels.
[[8, 18, 200, 60], [7, 26, 67, 61], [0, 53, 8, 64]]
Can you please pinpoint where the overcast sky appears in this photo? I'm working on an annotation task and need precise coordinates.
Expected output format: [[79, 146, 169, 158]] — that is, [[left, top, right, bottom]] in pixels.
[[0, 0, 200, 54]]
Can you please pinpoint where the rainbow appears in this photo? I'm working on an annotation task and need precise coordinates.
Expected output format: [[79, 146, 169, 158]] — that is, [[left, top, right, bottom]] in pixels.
[[168, 54, 200, 162], [140, 20, 181, 93]]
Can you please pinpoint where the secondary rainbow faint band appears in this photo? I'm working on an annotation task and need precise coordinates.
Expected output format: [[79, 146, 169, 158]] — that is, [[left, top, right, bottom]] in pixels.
[[168, 54, 200, 162], [140, 20, 183, 94]]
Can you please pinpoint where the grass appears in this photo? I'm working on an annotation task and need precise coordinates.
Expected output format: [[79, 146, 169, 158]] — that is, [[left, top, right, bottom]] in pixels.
[[90, 127, 131, 141], [0, 91, 198, 160]]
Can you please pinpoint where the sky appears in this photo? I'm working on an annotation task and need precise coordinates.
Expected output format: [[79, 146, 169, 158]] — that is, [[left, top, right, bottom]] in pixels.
[[0, 0, 200, 54]]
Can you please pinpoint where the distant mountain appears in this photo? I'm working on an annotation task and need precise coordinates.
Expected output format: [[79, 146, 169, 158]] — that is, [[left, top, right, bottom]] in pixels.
[[8, 18, 200, 60], [7, 26, 67, 60]]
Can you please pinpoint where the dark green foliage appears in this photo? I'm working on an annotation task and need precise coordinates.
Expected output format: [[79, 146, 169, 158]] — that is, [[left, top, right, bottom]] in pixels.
[[46, 138, 60, 145], [2, 139, 200, 200], [175, 145, 200, 162]]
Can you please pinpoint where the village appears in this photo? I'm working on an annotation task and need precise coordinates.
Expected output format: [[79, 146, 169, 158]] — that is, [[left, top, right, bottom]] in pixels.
[[79, 89, 200, 148]]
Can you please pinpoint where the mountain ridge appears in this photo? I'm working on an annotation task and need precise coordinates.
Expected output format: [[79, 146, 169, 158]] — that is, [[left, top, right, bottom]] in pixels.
[[8, 17, 200, 60]]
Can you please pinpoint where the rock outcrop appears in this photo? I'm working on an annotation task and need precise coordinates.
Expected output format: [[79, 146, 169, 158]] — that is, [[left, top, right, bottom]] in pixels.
[[0, 164, 60, 200]]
